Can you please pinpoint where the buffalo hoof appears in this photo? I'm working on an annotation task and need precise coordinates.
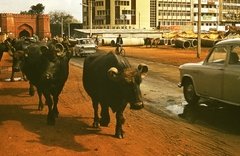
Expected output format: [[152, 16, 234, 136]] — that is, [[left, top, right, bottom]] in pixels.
[[92, 122, 100, 128], [38, 104, 44, 110], [100, 119, 109, 127], [29, 90, 35, 96], [115, 131, 125, 139], [47, 112, 56, 125], [130, 103, 144, 110]]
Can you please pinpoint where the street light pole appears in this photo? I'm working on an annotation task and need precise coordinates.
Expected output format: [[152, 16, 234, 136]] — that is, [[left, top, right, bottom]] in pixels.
[[80, 1, 92, 37], [139, 12, 140, 29], [89, 0, 92, 37], [61, 17, 64, 37]]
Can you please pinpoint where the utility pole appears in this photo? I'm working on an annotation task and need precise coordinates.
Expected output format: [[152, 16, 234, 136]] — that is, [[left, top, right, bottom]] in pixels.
[[89, 0, 92, 37], [80, 1, 92, 37], [61, 17, 64, 37], [197, 0, 201, 59], [139, 12, 140, 29]]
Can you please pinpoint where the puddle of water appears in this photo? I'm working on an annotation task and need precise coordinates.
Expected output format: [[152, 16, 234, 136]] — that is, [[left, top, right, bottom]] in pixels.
[[166, 101, 188, 115]]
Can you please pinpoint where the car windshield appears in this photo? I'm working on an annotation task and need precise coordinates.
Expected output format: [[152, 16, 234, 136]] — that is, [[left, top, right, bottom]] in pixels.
[[79, 39, 94, 44]]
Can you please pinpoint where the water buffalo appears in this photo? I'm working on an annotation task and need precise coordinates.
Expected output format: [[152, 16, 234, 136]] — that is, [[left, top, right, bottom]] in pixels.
[[0, 39, 13, 61], [22, 42, 73, 125], [8, 40, 33, 81], [144, 37, 160, 48], [83, 51, 148, 138]]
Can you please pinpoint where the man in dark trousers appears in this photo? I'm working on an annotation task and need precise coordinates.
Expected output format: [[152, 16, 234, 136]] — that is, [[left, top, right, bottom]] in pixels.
[[116, 34, 123, 53]]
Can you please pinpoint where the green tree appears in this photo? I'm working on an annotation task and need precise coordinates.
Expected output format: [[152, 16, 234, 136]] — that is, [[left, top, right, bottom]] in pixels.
[[49, 11, 79, 37], [20, 3, 45, 15]]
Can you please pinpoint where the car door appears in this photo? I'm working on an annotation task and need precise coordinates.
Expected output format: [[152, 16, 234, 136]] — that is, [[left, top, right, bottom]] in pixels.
[[223, 46, 240, 105], [197, 46, 227, 99]]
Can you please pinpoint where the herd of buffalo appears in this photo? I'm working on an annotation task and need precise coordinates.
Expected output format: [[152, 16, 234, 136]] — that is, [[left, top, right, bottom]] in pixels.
[[0, 37, 148, 139]]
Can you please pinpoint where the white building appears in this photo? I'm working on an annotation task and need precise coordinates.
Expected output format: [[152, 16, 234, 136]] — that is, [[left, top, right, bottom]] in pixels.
[[81, 0, 240, 32]]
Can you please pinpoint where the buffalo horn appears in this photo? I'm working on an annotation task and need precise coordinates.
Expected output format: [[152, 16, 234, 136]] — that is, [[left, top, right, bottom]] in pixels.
[[6, 41, 15, 56], [107, 67, 119, 81], [138, 64, 148, 78], [55, 43, 65, 57], [40, 46, 49, 55]]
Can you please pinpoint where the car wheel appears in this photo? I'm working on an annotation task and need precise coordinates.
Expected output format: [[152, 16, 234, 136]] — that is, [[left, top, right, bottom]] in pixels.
[[183, 80, 200, 105]]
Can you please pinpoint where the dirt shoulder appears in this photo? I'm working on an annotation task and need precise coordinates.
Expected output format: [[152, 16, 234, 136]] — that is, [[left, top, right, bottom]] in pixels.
[[0, 46, 239, 156]]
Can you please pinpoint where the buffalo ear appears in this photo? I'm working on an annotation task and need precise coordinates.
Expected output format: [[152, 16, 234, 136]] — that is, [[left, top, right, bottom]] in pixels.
[[40, 46, 49, 55], [107, 67, 119, 81], [138, 64, 148, 78]]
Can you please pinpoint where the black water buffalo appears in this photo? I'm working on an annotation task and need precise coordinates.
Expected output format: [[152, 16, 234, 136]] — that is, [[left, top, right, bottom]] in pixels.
[[144, 37, 160, 48], [0, 39, 13, 61], [8, 40, 33, 81], [22, 42, 72, 125], [83, 51, 148, 138]]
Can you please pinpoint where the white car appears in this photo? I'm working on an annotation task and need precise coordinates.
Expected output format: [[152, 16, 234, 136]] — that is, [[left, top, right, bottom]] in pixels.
[[73, 38, 98, 57], [178, 38, 240, 106]]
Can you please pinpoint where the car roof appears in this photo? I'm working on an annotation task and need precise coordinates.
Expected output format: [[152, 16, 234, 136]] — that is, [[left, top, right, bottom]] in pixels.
[[216, 38, 240, 46], [76, 38, 93, 40]]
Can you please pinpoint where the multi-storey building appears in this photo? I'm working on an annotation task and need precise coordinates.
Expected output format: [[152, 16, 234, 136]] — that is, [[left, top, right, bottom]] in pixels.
[[82, 0, 150, 29], [157, 0, 192, 31], [193, 0, 220, 32], [220, 0, 240, 26], [82, 0, 240, 32]]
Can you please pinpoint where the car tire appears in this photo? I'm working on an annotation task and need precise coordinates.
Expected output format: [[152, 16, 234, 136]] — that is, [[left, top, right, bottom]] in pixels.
[[183, 80, 200, 105]]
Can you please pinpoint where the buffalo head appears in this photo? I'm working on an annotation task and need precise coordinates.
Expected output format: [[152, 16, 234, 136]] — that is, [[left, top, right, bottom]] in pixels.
[[108, 64, 148, 109]]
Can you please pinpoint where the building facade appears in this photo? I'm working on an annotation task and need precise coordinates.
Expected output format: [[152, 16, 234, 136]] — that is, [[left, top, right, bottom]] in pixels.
[[82, 0, 240, 32], [82, 0, 150, 29], [0, 13, 51, 39]]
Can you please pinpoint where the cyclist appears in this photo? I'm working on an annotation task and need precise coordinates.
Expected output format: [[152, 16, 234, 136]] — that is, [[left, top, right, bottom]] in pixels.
[[116, 34, 123, 54]]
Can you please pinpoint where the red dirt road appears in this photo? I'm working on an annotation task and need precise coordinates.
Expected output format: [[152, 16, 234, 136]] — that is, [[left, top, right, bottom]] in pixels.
[[1, 45, 240, 156]]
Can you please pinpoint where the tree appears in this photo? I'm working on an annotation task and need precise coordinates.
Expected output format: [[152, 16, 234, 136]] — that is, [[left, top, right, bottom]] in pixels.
[[20, 3, 45, 15], [49, 11, 79, 37]]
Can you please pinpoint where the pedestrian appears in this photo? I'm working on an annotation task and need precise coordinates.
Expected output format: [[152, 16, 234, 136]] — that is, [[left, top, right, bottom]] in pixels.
[[116, 34, 123, 53], [95, 35, 99, 45]]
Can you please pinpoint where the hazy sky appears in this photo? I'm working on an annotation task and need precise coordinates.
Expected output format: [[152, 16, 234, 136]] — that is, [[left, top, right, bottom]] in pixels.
[[1, 0, 83, 22]]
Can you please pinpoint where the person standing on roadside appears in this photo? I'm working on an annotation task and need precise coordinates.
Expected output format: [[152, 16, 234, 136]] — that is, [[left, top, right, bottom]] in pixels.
[[116, 34, 123, 53], [95, 35, 99, 45]]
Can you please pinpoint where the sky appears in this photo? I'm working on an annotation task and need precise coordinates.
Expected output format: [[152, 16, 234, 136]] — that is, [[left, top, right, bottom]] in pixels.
[[1, 0, 83, 22]]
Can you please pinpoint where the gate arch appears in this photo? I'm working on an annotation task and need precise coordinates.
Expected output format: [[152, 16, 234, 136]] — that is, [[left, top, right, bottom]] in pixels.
[[17, 24, 33, 38]]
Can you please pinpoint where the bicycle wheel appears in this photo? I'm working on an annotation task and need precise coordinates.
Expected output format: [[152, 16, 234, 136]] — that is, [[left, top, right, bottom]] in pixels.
[[120, 48, 125, 56]]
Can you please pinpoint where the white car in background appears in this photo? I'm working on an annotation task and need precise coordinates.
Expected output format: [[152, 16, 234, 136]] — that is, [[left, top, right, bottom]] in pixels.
[[73, 38, 98, 57], [178, 38, 240, 106]]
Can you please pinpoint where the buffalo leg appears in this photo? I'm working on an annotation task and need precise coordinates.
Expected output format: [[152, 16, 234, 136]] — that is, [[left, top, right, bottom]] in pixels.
[[92, 99, 100, 128], [10, 71, 15, 82], [22, 72, 28, 81], [29, 82, 35, 96], [115, 103, 127, 139], [100, 106, 110, 126], [37, 88, 44, 110], [43, 93, 55, 125], [53, 94, 59, 117]]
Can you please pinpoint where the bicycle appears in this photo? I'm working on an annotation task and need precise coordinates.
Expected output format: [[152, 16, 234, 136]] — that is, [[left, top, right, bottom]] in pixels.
[[115, 44, 126, 56]]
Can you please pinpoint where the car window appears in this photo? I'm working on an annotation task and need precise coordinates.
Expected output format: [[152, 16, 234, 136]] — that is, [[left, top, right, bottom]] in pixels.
[[229, 46, 240, 65], [207, 46, 227, 64]]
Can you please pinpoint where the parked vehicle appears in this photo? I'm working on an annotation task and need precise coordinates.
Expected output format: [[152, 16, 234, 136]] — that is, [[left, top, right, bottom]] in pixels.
[[73, 38, 98, 57], [178, 38, 240, 106]]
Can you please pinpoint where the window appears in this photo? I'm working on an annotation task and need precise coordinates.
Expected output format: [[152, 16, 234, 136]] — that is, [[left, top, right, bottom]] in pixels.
[[229, 46, 240, 64], [207, 46, 227, 64]]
